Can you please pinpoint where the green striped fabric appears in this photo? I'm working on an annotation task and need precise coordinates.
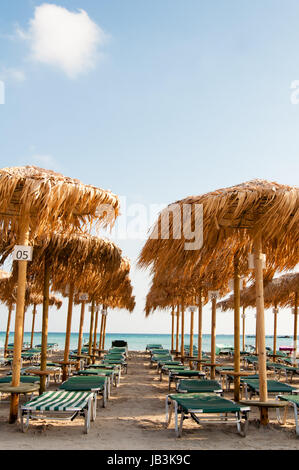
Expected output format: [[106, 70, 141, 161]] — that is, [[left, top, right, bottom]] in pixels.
[[279, 394, 299, 405], [177, 380, 221, 393], [244, 379, 297, 393], [170, 370, 205, 377], [0, 376, 40, 384], [22, 391, 93, 411], [169, 393, 243, 414]]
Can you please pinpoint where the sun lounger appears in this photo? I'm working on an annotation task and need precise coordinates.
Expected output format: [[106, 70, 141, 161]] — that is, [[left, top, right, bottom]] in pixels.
[[146, 344, 163, 351], [20, 390, 95, 434], [166, 392, 250, 437], [176, 379, 223, 394], [168, 369, 206, 390], [277, 394, 299, 435], [59, 376, 108, 408], [0, 376, 40, 384], [242, 379, 298, 399]]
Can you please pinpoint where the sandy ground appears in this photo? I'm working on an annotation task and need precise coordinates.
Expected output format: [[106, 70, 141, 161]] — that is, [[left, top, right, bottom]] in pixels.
[[1, 351, 299, 450]]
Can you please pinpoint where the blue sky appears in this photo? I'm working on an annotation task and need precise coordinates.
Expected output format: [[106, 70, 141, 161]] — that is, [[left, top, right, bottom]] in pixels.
[[0, 1, 298, 337]]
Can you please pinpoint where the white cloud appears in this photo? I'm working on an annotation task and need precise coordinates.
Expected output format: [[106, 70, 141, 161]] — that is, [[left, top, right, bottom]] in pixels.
[[17, 3, 107, 78], [0, 67, 26, 82]]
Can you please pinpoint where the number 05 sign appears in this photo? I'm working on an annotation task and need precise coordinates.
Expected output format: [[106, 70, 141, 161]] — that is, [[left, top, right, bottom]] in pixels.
[[12, 245, 33, 262]]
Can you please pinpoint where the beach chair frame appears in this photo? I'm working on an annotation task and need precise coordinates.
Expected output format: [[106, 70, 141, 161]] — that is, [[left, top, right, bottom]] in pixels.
[[276, 392, 299, 435], [165, 395, 250, 437], [20, 393, 95, 434]]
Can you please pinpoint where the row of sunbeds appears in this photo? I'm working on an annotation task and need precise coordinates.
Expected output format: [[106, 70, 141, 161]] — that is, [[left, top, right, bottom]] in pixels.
[[0, 342, 129, 434], [146, 344, 299, 437]]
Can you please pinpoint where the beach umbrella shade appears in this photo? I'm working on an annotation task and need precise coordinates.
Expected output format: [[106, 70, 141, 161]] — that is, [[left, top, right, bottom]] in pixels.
[[0, 166, 120, 422], [139, 179, 299, 421]]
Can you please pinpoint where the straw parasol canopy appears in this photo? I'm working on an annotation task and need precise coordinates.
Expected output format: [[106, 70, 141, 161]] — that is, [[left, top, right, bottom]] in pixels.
[[0, 166, 120, 237], [139, 179, 299, 414], [139, 179, 299, 274], [0, 165, 120, 423]]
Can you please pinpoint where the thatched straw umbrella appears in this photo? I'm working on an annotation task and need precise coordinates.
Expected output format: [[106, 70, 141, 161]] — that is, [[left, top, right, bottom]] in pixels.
[[218, 272, 299, 360], [0, 165, 119, 422], [139, 180, 299, 421]]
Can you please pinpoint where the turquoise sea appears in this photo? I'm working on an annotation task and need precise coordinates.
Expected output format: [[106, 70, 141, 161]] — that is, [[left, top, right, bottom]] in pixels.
[[0, 332, 296, 352]]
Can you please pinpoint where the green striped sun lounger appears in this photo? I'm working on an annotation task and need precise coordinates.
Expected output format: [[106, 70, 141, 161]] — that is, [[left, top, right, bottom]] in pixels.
[[176, 379, 223, 394], [243, 379, 298, 399], [101, 360, 127, 374], [277, 394, 299, 436], [60, 376, 108, 408], [166, 392, 250, 437], [73, 371, 110, 399], [146, 344, 163, 351], [160, 364, 185, 381], [86, 364, 120, 385], [168, 369, 206, 390], [20, 390, 95, 434], [0, 376, 40, 384]]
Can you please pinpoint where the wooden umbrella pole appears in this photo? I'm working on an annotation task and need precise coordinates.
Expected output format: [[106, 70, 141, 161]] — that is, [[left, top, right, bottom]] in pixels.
[[171, 307, 175, 351], [242, 307, 246, 352], [77, 301, 86, 357], [180, 303, 185, 361], [273, 303, 278, 362], [189, 308, 194, 368], [254, 235, 268, 411], [9, 217, 30, 424], [293, 292, 298, 360], [88, 300, 95, 362], [197, 292, 203, 371], [99, 314, 104, 352], [93, 307, 99, 362], [175, 304, 180, 354], [62, 282, 75, 382], [21, 308, 26, 349], [233, 255, 241, 402], [102, 314, 107, 350], [4, 305, 13, 357], [40, 254, 50, 393], [211, 297, 217, 379], [30, 305, 37, 349]]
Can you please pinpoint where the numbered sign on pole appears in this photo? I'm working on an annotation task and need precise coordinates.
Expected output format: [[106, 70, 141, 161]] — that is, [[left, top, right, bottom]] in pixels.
[[12, 245, 33, 262], [79, 294, 89, 301]]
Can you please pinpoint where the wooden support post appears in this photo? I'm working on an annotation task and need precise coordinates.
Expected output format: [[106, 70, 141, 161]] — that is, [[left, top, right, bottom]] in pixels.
[[77, 301, 86, 357], [93, 307, 99, 363], [62, 283, 74, 382], [88, 300, 95, 363], [273, 304, 278, 362], [233, 255, 241, 402], [242, 307, 246, 352], [254, 235, 268, 410], [40, 254, 50, 393], [175, 304, 180, 354], [294, 292, 298, 360], [102, 314, 107, 350], [171, 307, 175, 351], [30, 305, 37, 349], [9, 217, 30, 424], [99, 314, 104, 352], [197, 292, 203, 371], [4, 305, 13, 357], [21, 308, 26, 349], [180, 304, 185, 360], [211, 297, 217, 379], [189, 308, 194, 367]]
